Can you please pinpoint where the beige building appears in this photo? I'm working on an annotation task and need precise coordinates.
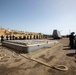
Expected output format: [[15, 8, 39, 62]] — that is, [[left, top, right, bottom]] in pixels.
[[0, 28, 43, 39]]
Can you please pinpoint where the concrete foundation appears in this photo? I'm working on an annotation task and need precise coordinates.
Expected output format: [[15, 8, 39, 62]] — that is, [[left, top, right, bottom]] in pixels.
[[2, 40, 58, 53]]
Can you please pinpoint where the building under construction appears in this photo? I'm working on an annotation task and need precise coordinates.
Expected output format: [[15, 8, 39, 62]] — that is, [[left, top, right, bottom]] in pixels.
[[0, 28, 43, 40], [0, 28, 58, 53]]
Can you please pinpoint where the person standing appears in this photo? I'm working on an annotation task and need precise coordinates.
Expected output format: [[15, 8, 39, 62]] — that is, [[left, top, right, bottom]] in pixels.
[[69, 32, 75, 49], [12, 35, 15, 40], [6, 35, 8, 40], [9, 35, 12, 40], [1, 35, 4, 43]]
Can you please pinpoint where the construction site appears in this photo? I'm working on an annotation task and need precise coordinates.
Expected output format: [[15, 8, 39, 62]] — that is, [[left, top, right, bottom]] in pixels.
[[0, 28, 76, 75]]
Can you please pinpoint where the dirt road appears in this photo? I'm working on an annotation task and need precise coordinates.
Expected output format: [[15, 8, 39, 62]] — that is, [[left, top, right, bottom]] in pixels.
[[0, 38, 76, 75]]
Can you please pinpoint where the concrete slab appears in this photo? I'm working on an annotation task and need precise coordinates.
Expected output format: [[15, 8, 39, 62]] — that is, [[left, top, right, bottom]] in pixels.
[[2, 40, 58, 53]]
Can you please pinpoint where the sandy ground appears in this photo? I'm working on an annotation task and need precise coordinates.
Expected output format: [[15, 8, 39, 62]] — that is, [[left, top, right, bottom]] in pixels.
[[0, 38, 76, 75]]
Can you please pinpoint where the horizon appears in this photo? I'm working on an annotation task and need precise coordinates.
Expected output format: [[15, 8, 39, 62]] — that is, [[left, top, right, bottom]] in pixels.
[[0, 27, 71, 36], [0, 0, 76, 35]]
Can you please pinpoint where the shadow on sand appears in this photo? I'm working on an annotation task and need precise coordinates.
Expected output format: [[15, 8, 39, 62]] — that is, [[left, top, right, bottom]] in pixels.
[[63, 47, 72, 50], [63, 46, 69, 47], [63, 45, 75, 50], [66, 53, 76, 57]]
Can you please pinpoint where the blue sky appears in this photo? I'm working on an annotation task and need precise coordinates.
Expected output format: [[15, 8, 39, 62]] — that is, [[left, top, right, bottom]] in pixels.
[[0, 0, 76, 35]]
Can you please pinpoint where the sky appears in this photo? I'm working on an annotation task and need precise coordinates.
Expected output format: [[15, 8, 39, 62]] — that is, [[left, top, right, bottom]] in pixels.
[[0, 0, 76, 35]]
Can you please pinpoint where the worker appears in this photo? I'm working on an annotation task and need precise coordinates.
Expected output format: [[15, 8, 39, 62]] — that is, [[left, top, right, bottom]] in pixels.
[[69, 32, 75, 49], [9, 35, 12, 40], [74, 35, 76, 53], [1, 35, 4, 43], [23, 36, 25, 40], [12, 35, 15, 40], [19, 36, 21, 40], [6, 35, 8, 40]]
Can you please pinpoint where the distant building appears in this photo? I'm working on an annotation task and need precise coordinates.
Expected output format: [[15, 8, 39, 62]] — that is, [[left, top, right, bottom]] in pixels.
[[0, 28, 43, 39]]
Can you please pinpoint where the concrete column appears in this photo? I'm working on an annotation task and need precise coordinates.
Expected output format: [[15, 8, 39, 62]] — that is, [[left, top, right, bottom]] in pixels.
[[29, 34, 32, 40], [38, 35, 40, 39], [25, 35, 27, 40], [31, 35, 33, 39]]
